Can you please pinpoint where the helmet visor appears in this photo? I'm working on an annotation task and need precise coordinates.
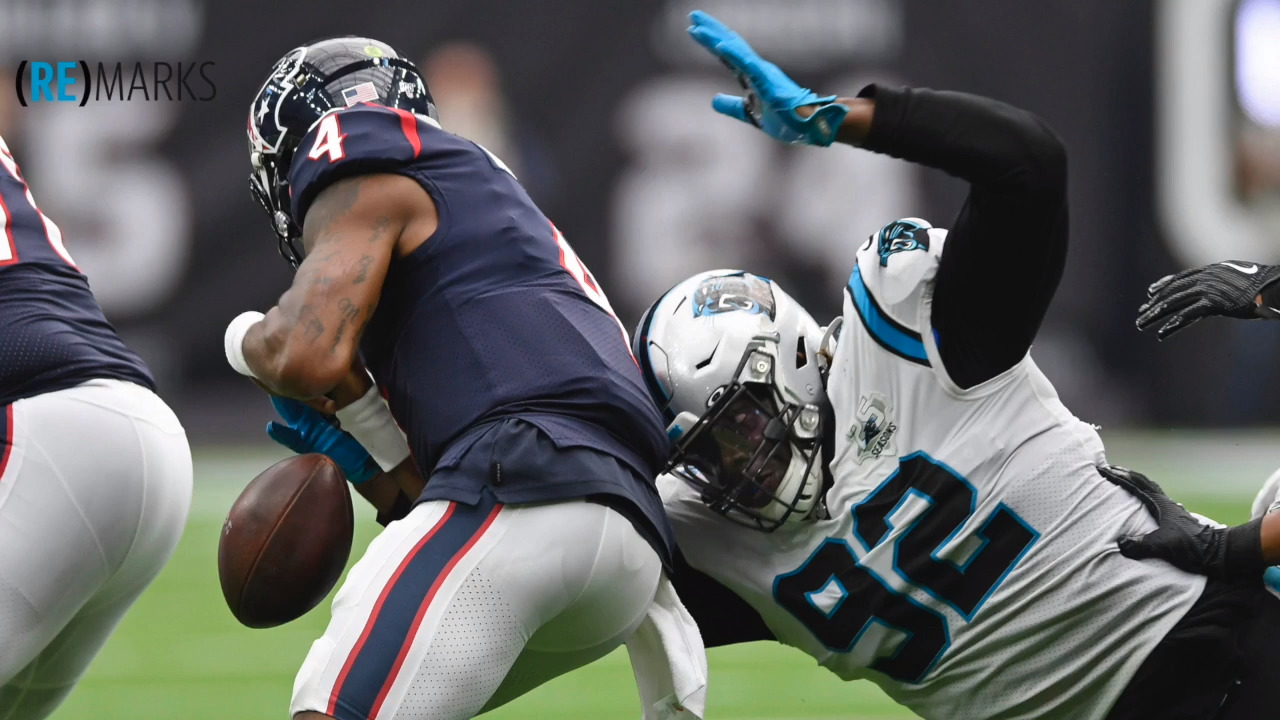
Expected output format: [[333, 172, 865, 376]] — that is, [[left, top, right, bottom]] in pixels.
[[682, 388, 792, 509]]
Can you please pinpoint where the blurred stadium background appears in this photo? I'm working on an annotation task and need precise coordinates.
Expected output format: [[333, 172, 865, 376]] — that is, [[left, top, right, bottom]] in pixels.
[[0, 0, 1273, 717]]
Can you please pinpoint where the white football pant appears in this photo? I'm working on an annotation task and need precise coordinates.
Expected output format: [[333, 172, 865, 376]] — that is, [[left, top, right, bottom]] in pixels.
[[0, 379, 192, 719], [291, 496, 663, 720]]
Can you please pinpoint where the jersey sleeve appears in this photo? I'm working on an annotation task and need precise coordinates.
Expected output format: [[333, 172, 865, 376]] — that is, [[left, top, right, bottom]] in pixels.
[[287, 104, 427, 230], [856, 85, 1069, 389]]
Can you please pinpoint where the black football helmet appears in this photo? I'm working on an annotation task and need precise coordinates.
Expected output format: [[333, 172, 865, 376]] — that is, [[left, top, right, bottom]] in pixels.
[[247, 37, 438, 267]]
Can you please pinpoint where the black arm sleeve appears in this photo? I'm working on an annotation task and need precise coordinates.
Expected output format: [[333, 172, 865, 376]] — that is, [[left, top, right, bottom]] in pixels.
[[668, 549, 775, 647], [857, 85, 1069, 389]]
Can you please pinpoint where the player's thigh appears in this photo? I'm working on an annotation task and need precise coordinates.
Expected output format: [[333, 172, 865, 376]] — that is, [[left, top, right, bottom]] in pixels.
[[0, 381, 191, 685], [0, 395, 127, 682], [0, 571, 164, 720], [291, 498, 515, 720], [477, 501, 663, 713], [291, 497, 661, 720], [0, 395, 192, 718], [483, 500, 661, 648]]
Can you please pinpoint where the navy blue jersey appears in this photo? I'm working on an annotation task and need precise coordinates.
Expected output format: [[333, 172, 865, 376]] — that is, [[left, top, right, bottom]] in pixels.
[[0, 138, 154, 406], [288, 105, 673, 557]]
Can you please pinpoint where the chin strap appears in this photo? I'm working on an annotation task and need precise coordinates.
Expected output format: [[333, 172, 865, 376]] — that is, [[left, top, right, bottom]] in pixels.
[[816, 317, 843, 374]]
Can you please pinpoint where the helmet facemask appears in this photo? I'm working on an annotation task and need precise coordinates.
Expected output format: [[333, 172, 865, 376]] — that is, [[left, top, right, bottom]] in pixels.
[[248, 140, 303, 267], [667, 339, 824, 532]]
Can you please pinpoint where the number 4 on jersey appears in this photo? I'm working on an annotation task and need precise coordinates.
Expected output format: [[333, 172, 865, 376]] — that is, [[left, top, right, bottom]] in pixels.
[[307, 114, 346, 163]]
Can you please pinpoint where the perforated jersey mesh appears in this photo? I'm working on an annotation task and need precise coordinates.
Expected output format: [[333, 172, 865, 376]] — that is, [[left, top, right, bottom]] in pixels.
[[0, 267, 153, 406], [396, 568, 526, 716]]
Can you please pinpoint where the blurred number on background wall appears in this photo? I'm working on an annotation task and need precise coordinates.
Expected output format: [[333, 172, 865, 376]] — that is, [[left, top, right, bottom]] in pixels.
[[26, 103, 190, 317], [0, 0, 200, 319], [1159, 0, 1280, 266]]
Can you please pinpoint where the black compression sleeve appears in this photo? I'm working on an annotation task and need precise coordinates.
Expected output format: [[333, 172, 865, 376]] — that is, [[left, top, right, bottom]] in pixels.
[[858, 85, 1069, 388], [668, 549, 775, 647]]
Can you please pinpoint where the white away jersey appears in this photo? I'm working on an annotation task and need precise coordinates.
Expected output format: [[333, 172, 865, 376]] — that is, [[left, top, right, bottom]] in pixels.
[[662, 222, 1205, 719]]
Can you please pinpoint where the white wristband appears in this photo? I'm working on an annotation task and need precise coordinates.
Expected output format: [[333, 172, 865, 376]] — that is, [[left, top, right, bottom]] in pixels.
[[224, 311, 265, 378], [335, 385, 412, 472]]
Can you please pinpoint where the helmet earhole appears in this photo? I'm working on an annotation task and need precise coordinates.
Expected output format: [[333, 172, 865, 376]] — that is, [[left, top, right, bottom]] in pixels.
[[796, 336, 808, 368]]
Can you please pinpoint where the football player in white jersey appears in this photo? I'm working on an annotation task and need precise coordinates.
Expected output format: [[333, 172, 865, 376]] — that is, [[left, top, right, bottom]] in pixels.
[[630, 12, 1280, 719]]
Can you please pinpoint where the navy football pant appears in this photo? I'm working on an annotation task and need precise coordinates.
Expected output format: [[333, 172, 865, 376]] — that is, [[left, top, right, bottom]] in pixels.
[[290, 494, 663, 720]]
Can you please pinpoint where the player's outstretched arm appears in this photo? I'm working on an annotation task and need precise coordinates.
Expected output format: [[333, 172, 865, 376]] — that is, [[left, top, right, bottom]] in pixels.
[[849, 87, 1067, 388], [1136, 261, 1280, 340], [1100, 465, 1280, 578], [239, 172, 427, 400], [689, 10, 1067, 388]]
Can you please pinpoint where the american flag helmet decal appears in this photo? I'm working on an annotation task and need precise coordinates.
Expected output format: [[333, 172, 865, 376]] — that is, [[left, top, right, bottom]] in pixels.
[[341, 81, 379, 106]]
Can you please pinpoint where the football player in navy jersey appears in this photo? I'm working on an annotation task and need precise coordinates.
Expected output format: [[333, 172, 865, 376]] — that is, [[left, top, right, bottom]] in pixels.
[[227, 39, 702, 720], [0, 137, 192, 717]]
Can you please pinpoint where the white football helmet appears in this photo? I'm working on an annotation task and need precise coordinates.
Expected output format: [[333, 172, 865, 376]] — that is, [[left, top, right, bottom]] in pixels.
[[633, 270, 828, 531]]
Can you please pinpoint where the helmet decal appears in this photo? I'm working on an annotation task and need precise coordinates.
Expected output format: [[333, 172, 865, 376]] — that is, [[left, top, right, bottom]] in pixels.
[[692, 274, 776, 319]]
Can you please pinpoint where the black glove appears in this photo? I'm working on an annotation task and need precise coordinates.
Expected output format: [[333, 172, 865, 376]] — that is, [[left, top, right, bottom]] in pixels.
[[1100, 465, 1263, 579], [1135, 261, 1280, 340]]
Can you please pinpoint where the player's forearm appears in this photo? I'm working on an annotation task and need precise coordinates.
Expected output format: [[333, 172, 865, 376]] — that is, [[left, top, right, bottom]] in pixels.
[[386, 455, 426, 500], [353, 471, 405, 514], [839, 85, 1066, 197], [363, 457, 425, 527], [242, 308, 348, 399], [351, 457, 422, 516], [1262, 512, 1280, 565]]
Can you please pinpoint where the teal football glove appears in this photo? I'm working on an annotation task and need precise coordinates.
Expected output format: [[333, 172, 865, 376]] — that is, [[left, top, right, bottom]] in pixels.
[[1266, 566, 1280, 595], [266, 396, 379, 485], [687, 10, 848, 146]]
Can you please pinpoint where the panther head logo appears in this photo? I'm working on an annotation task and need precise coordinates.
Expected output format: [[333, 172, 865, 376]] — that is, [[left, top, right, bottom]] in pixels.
[[876, 219, 930, 267]]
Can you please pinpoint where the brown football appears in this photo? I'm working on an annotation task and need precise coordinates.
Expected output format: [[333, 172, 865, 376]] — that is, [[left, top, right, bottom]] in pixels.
[[218, 453, 354, 628]]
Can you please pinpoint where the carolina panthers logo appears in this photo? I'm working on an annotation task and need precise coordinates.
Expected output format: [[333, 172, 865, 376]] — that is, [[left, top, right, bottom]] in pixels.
[[692, 274, 776, 319], [848, 393, 897, 463], [876, 219, 930, 267]]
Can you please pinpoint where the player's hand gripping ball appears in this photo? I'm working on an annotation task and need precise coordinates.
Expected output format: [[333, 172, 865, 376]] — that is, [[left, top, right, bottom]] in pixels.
[[218, 454, 354, 628]]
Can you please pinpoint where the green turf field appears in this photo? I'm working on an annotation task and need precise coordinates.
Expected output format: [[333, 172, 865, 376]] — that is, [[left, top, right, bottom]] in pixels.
[[47, 448, 1257, 720]]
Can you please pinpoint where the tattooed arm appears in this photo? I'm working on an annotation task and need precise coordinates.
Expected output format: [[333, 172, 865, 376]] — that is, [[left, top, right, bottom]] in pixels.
[[242, 173, 436, 399]]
